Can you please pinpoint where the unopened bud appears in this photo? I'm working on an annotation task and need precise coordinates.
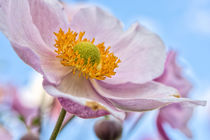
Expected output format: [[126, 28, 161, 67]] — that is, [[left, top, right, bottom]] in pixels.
[[21, 133, 39, 140], [94, 119, 122, 140]]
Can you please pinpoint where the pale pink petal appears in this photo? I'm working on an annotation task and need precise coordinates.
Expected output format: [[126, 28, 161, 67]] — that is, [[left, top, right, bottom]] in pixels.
[[92, 80, 206, 112], [40, 55, 72, 85], [28, 0, 69, 48], [7, 0, 52, 55], [1, 0, 55, 73], [12, 42, 43, 74], [0, 0, 9, 36], [43, 74, 125, 120], [13, 0, 71, 85], [0, 0, 72, 84], [155, 51, 192, 97], [63, 3, 91, 22], [104, 23, 166, 84], [13, 42, 70, 85], [70, 6, 124, 46], [13, 40, 70, 84]]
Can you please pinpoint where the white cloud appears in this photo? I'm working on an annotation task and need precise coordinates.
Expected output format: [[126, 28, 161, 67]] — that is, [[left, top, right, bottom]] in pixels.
[[178, 57, 201, 84], [185, 0, 210, 35], [190, 10, 210, 34]]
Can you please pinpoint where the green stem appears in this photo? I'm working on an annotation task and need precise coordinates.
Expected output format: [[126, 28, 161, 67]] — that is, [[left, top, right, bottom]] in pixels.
[[50, 108, 66, 140], [60, 115, 75, 131]]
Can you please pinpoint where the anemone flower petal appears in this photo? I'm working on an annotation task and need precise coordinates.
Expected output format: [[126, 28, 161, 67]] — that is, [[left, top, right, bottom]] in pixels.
[[0, 0, 9, 36], [70, 6, 124, 46], [12, 42, 43, 74], [58, 97, 109, 119], [0, 0, 71, 85], [63, 3, 91, 22], [13, 42, 71, 85], [7, 0, 52, 55], [104, 23, 166, 85], [40, 55, 72, 85], [155, 51, 192, 97], [28, 0, 69, 48], [43, 73, 125, 120], [92, 80, 206, 112]]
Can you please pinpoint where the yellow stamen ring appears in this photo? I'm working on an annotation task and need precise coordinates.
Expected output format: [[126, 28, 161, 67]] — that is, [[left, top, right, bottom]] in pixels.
[[54, 28, 121, 80]]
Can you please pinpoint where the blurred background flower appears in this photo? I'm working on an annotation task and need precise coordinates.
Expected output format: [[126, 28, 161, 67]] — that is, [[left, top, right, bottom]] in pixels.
[[155, 51, 194, 139]]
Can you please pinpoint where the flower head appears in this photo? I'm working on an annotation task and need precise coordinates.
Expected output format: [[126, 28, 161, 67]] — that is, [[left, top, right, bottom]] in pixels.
[[0, 0, 205, 120]]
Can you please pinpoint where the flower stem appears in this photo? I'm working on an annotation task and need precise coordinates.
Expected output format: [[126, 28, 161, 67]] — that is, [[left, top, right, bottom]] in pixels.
[[50, 108, 66, 140], [60, 115, 75, 131]]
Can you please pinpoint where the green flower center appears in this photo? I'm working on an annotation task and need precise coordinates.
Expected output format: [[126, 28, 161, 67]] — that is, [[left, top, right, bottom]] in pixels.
[[73, 42, 100, 65]]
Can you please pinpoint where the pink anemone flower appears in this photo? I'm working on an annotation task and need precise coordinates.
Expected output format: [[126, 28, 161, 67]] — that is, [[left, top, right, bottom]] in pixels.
[[155, 51, 196, 139], [0, 0, 205, 120], [0, 84, 37, 121], [0, 84, 38, 128]]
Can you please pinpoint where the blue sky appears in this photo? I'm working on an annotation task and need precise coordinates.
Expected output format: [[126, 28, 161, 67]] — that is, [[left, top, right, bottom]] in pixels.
[[0, 0, 210, 140]]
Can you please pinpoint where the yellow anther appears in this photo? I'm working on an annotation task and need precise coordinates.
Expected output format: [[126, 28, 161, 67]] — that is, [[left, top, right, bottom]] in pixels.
[[54, 28, 121, 80]]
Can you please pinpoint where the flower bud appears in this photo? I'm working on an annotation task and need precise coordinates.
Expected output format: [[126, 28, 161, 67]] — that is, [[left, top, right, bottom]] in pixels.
[[94, 119, 122, 140], [21, 133, 39, 140]]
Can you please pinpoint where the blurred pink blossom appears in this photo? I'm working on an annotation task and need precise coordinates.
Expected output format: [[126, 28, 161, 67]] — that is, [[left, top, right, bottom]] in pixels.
[[0, 0, 205, 120], [155, 51, 195, 139], [0, 84, 37, 120], [0, 84, 40, 138], [10, 86, 38, 124], [0, 126, 12, 140], [49, 99, 62, 121]]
